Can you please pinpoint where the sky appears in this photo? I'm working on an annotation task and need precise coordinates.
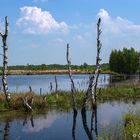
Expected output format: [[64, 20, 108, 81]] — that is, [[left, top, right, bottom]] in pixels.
[[0, 0, 140, 66]]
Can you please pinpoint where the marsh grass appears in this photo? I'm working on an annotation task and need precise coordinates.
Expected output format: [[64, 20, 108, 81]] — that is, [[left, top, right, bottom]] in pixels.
[[0, 86, 140, 111], [123, 111, 140, 140], [97, 108, 140, 140], [98, 87, 140, 100]]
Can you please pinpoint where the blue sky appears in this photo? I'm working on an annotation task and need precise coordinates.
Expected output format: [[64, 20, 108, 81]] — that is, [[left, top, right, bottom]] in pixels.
[[0, 0, 140, 65]]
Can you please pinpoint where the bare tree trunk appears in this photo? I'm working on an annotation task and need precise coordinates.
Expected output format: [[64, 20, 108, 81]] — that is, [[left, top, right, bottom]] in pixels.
[[82, 75, 94, 108], [55, 75, 58, 92], [0, 16, 10, 103], [66, 44, 77, 111], [82, 18, 102, 109], [91, 18, 102, 107], [66, 44, 78, 139], [50, 82, 53, 92], [29, 85, 32, 93]]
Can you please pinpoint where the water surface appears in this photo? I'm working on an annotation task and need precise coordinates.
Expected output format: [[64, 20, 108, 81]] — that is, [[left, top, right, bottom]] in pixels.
[[0, 74, 110, 93], [0, 101, 138, 140]]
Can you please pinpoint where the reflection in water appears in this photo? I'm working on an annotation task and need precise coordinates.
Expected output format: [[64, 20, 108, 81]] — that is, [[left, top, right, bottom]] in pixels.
[[94, 109, 98, 137], [23, 114, 34, 128], [0, 101, 139, 140], [4, 121, 10, 140], [81, 107, 93, 140], [71, 107, 99, 140], [81, 106, 98, 140], [72, 109, 78, 140], [22, 111, 59, 133], [3, 120, 10, 140]]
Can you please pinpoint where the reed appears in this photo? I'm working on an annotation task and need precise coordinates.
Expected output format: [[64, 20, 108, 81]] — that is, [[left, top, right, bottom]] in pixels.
[[0, 86, 140, 111]]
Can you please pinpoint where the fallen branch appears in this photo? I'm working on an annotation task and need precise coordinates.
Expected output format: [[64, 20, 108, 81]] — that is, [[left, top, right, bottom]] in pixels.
[[22, 94, 34, 111]]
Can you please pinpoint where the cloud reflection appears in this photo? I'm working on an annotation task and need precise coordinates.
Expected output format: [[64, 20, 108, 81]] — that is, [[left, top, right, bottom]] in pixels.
[[22, 111, 60, 133]]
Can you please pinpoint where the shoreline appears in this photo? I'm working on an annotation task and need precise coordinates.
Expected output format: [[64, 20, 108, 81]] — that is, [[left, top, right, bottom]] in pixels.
[[0, 69, 114, 75]]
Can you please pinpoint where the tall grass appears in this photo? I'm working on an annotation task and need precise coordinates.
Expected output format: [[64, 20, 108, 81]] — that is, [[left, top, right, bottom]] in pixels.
[[0, 86, 140, 111]]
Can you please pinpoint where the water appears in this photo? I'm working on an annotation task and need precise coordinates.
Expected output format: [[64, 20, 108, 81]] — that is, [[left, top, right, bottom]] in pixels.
[[0, 101, 138, 140], [0, 74, 110, 94]]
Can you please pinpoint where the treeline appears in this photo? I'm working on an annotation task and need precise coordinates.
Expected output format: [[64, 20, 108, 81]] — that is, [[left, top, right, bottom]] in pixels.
[[109, 47, 139, 74], [0, 63, 109, 71]]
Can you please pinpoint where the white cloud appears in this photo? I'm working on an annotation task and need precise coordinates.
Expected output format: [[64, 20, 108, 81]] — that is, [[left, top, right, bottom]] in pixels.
[[16, 6, 69, 35], [96, 9, 140, 63], [33, 0, 48, 3], [72, 35, 86, 44], [48, 38, 66, 46], [97, 9, 140, 35], [22, 111, 60, 133]]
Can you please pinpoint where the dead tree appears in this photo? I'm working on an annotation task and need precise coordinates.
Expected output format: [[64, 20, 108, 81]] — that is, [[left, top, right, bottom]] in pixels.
[[54, 75, 58, 92], [66, 44, 78, 139], [82, 18, 102, 109], [82, 75, 95, 109], [91, 17, 102, 107], [50, 82, 53, 92], [29, 85, 32, 93], [0, 16, 10, 103], [66, 43, 77, 111]]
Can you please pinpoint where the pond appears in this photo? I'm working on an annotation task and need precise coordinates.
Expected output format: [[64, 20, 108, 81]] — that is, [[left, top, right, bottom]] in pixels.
[[0, 74, 110, 94], [0, 100, 139, 140]]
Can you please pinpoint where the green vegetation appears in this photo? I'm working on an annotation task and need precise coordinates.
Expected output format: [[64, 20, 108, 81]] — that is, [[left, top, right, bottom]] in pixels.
[[0, 63, 109, 71], [109, 47, 139, 74], [0, 63, 112, 75], [1, 87, 140, 111], [98, 87, 140, 100], [96, 110, 140, 140], [124, 112, 140, 139]]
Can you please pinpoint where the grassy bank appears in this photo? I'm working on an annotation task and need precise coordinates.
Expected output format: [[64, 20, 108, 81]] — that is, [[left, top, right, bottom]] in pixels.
[[1, 87, 140, 112], [0, 69, 115, 75]]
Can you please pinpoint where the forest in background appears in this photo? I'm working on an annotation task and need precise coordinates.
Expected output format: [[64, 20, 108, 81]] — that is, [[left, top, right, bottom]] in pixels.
[[0, 63, 109, 71]]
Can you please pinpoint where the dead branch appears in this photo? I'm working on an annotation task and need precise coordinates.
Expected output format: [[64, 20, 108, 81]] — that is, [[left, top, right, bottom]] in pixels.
[[22, 95, 34, 111]]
